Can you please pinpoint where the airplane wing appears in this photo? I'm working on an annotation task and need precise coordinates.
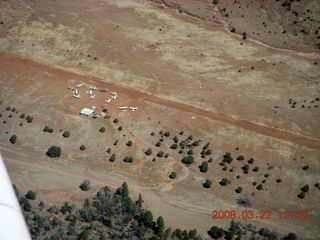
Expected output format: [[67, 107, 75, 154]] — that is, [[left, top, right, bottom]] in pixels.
[[0, 154, 31, 240]]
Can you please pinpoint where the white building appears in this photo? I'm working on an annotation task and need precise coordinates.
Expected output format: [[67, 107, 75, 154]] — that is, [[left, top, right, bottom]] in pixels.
[[80, 108, 95, 116]]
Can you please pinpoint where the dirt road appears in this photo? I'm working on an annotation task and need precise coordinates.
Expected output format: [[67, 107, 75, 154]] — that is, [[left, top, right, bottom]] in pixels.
[[1, 51, 320, 150]]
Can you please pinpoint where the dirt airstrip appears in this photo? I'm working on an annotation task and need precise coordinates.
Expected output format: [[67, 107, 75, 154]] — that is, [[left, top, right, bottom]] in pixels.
[[0, 0, 319, 239]]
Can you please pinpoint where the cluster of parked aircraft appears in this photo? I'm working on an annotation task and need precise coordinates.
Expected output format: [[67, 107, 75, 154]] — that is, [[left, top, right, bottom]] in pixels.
[[69, 83, 139, 120]]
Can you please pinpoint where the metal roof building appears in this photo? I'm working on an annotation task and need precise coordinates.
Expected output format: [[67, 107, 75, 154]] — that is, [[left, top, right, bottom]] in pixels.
[[80, 108, 95, 116]]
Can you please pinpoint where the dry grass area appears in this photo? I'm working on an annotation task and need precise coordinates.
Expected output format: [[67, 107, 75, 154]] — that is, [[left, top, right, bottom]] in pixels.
[[0, 0, 319, 239]]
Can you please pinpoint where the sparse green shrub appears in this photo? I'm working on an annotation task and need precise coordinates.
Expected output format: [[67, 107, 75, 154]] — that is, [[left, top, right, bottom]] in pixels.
[[20, 113, 25, 118], [178, 149, 183, 154], [252, 181, 257, 186], [159, 130, 163, 135], [113, 118, 118, 123], [26, 115, 33, 123], [301, 184, 309, 192], [118, 126, 122, 131], [106, 148, 111, 153], [150, 132, 155, 136], [46, 146, 61, 157], [203, 179, 212, 188], [236, 175, 240, 179], [219, 178, 229, 186], [297, 192, 305, 199], [170, 143, 178, 149], [48, 128, 54, 133], [248, 158, 254, 164], [0, 113, 2, 117], [187, 149, 193, 155], [253, 166, 259, 172], [235, 187, 242, 193], [145, 148, 153, 156], [169, 172, 177, 179], [163, 131, 170, 137], [283, 233, 297, 240], [213, 0, 219, 4], [99, 127, 105, 132], [179, 131, 184, 135], [207, 158, 213, 163], [262, 179, 266, 183], [315, 183, 320, 188], [110, 153, 116, 162], [157, 151, 164, 157], [276, 179, 282, 183], [242, 164, 249, 171], [222, 166, 227, 171], [164, 153, 169, 158], [231, 27, 236, 33], [80, 145, 86, 151], [126, 140, 133, 146], [173, 136, 179, 143], [43, 126, 50, 132], [63, 131, 70, 138], [237, 155, 245, 160], [205, 149, 212, 155], [8, 114, 12, 118], [25, 190, 36, 200], [226, 157, 233, 164], [113, 140, 118, 146], [123, 156, 134, 163], [79, 179, 91, 191], [9, 135, 17, 144], [203, 143, 209, 150], [181, 155, 194, 165], [257, 184, 263, 190], [264, 174, 269, 178], [192, 141, 199, 147], [302, 165, 309, 170], [156, 141, 161, 147], [199, 162, 208, 172]]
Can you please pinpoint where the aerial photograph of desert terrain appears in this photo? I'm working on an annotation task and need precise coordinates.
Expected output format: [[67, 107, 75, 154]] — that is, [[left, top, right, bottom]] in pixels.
[[0, 0, 319, 239]]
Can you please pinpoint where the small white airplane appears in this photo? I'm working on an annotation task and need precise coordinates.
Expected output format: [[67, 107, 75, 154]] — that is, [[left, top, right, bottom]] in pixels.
[[77, 83, 83, 88], [110, 91, 117, 96], [129, 107, 138, 111], [106, 98, 112, 104], [73, 89, 78, 95], [112, 95, 118, 100], [90, 95, 96, 100], [73, 94, 81, 99], [191, 115, 196, 120], [118, 106, 127, 111], [100, 112, 106, 117], [90, 86, 98, 90]]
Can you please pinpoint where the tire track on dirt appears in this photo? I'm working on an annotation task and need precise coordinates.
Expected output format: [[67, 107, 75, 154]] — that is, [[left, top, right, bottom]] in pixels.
[[1, 51, 320, 149]]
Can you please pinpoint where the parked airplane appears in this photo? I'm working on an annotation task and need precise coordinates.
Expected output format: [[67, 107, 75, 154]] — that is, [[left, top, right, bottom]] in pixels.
[[110, 91, 117, 96], [112, 94, 118, 100], [129, 107, 138, 111], [191, 115, 196, 120], [77, 83, 83, 88], [73, 94, 81, 99], [106, 98, 112, 104], [90, 86, 98, 90], [118, 106, 127, 110], [90, 95, 96, 100]]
